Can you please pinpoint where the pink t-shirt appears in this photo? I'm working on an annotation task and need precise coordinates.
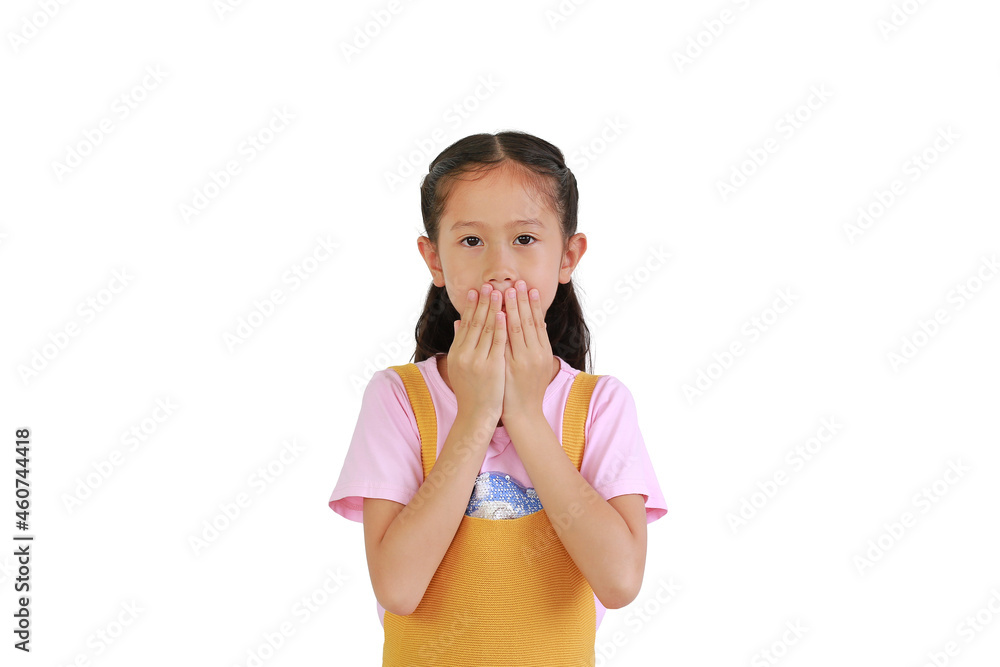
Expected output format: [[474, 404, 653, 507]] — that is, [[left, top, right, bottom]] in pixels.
[[328, 353, 668, 631]]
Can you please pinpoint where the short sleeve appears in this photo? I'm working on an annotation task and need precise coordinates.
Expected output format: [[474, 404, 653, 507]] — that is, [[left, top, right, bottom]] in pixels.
[[327, 368, 425, 523], [579, 375, 668, 524]]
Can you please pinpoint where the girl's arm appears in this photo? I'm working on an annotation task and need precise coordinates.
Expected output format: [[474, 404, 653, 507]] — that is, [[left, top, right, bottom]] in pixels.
[[504, 412, 648, 609], [362, 408, 497, 616]]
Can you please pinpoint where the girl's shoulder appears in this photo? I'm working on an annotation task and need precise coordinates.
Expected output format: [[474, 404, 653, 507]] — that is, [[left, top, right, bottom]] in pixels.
[[358, 357, 444, 418], [581, 370, 643, 425], [574, 364, 634, 398]]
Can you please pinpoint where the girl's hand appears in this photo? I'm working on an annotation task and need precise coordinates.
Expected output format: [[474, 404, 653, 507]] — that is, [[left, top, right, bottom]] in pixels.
[[448, 284, 506, 421], [501, 280, 552, 421]]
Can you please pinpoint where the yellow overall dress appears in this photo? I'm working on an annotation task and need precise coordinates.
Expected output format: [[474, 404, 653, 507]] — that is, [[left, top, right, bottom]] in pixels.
[[382, 362, 603, 667]]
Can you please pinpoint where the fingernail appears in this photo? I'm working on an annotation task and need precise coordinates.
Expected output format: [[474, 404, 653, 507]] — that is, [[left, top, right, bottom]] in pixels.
[[468, 290, 477, 301]]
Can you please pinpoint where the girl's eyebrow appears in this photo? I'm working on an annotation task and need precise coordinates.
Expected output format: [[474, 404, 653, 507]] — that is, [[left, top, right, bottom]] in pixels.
[[450, 218, 544, 231]]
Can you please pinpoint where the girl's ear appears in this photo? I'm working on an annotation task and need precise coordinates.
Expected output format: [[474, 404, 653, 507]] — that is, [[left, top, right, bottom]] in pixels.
[[559, 233, 587, 283], [417, 236, 446, 287]]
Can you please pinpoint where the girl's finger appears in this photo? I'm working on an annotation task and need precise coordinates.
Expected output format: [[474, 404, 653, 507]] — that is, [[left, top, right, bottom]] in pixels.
[[528, 287, 550, 350], [490, 308, 506, 360], [467, 285, 493, 346], [514, 281, 539, 348], [476, 287, 502, 353], [504, 286, 526, 356], [454, 288, 478, 347]]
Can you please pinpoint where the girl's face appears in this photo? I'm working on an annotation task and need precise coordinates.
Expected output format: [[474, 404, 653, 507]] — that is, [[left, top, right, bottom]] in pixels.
[[418, 165, 586, 324]]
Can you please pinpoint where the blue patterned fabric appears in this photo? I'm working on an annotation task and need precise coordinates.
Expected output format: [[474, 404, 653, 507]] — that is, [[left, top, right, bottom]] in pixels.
[[465, 471, 543, 519]]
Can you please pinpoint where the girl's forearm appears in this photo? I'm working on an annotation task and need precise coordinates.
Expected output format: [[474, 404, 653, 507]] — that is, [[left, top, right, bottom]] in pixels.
[[504, 412, 644, 609], [372, 409, 497, 615]]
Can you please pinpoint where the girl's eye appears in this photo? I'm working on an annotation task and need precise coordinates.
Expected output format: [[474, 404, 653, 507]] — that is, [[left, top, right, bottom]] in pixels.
[[460, 235, 536, 247]]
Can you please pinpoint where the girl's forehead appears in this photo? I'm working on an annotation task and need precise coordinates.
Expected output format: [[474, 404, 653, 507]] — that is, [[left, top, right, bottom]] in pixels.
[[442, 170, 558, 227]]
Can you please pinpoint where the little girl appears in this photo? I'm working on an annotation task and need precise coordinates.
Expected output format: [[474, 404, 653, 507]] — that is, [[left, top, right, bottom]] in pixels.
[[328, 130, 667, 665]]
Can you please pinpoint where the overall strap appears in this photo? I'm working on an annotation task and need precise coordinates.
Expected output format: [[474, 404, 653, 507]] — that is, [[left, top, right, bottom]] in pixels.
[[388, 364, 437, 480], [388, 362, 603, 476], [562, 370, 601, 470]]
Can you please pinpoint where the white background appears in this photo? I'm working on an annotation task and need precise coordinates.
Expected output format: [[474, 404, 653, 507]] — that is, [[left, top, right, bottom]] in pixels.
[[3, 0, 999, 665]]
